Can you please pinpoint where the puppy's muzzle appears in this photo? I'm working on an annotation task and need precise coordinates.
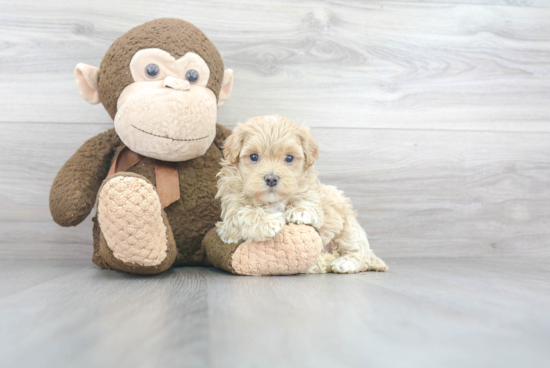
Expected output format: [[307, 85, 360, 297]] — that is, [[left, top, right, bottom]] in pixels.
[[264, 174, 279, 187]]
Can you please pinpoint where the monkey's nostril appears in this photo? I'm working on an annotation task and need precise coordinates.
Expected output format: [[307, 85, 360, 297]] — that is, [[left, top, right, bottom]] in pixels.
[[163, 76, 190, 91], [264, 174, 279, 187]]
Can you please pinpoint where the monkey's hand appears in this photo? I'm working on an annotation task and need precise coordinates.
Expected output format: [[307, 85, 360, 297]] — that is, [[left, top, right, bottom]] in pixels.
[[50, 129, 120, 227]]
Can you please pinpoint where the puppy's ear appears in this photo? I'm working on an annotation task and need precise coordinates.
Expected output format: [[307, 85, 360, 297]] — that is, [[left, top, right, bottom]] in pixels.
[[298, 126, 319, 166], [223, 124, 246, 164]]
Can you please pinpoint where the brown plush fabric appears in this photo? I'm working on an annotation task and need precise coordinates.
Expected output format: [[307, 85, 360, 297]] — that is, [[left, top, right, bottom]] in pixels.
[[108, 147, 143, 176], [213, 124, 233, 150], [50, 129, 120, 227], [85, 124, 231, 269], [97, 210, 178, 275], [98, 18, 225, 119], [92, 216, 110, 269], [203, 228, 242, 274]]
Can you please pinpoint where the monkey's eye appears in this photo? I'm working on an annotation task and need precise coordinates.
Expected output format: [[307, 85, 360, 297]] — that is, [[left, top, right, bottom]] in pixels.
[[250, 154, 259, 162], [145, 64, 160, 79], [185, 69, 199, 84], [285, 155, 294, 163]]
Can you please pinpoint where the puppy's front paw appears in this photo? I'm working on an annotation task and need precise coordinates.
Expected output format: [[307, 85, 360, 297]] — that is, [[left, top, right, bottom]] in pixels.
[[261, 215, 286, 240], [216, 223, 243, 244], [331, 255, 361, 274], [245, 214, 285, 242], [285, 207, 319, 226], [219, 233, 243, 244]]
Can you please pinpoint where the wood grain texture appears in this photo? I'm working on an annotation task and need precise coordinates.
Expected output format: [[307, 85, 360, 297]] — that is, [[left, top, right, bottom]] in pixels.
[[388, 0, 550, 5], [1, 3, 548, 365], [1, 123, 548, 259], [1, 1, 549, 260], [0, 1, 550, 131], [0, 258, 548, 367]]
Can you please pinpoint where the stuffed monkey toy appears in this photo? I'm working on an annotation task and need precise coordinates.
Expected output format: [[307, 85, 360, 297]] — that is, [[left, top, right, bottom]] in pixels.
[[50, 18, 322, 275]]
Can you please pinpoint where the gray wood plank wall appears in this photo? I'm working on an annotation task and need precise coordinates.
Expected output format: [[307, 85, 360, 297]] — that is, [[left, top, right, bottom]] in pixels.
[[0, 0, 549, 259]]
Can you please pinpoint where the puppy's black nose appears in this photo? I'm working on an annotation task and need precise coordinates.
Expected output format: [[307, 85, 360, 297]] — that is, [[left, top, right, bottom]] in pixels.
[[264, 174, 279, 187]]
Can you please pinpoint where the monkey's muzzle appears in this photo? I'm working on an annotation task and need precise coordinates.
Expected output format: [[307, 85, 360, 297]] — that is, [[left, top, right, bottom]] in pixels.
[[164, 76, 190, 91]]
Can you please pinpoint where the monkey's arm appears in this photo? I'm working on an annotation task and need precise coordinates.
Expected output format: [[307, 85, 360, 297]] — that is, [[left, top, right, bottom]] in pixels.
[[213, 124, 232, 151], [50, 128, 121, 227]]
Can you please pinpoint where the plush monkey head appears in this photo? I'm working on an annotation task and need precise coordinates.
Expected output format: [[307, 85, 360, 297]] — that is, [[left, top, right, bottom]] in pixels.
[[75, 18, 233, 161]]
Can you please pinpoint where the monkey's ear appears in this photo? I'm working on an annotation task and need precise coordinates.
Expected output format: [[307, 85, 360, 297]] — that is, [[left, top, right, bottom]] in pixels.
[[299, 126, 320, 166], [74, 63, 101, 105], [223, 123, 246, 164], [218, 69, 234, 107]]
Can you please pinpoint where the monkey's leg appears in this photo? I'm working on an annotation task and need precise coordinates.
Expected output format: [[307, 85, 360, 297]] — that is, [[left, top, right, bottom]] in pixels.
[[95, 172, 177, 274], [203, 224, 322, 276]]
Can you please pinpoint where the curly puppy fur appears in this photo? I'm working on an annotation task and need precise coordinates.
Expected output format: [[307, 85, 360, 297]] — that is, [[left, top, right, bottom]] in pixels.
[[215, 115, 388, 274]]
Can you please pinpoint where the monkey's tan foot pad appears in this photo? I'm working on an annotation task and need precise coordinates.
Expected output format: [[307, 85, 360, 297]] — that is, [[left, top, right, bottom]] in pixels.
[[97, 173, 176, 274], [204, 224, 322, 276]]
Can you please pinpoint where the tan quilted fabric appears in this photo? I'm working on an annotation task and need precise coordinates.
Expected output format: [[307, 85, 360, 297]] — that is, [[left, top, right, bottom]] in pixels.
[[231, 224, 322, 276], [97, 175, 168, 266]]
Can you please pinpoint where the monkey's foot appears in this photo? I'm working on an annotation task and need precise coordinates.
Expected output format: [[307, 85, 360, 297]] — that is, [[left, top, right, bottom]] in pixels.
[[204, 224, 322, 276], [97, 173, 176, 274]]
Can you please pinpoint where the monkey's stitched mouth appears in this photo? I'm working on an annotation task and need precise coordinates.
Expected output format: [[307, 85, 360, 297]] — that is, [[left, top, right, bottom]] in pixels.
[[132, 125, 209, 142]]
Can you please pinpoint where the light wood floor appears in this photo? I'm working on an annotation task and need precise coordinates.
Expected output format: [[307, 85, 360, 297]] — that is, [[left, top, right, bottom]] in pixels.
[[0, 258, 548, 368], [1, 1, 549, 366], [1, 0, 549, 259]]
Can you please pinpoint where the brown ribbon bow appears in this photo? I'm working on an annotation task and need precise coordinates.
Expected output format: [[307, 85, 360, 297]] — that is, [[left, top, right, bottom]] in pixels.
[[107, 147, 180, 208]]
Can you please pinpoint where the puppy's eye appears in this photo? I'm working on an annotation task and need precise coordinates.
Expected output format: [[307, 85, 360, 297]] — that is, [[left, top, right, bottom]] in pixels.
[[250, 154, 259, 162], [285, 155, 294, 163], [185, 69, 199, 84], [146, 64, 160, 79]]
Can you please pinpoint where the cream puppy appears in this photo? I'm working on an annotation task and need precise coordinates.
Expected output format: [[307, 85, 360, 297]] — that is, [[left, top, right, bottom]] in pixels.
[[215, 115, 388, 274]]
